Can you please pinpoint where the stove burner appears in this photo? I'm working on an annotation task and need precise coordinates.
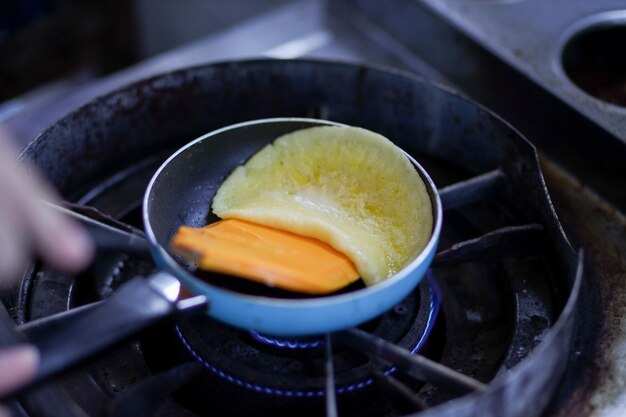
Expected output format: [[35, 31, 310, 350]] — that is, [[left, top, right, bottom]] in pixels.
[[247, 331, 324, 350], [176, 325, 332, 398], [562, 20, 626, 107], [173, 274, 440, 398]]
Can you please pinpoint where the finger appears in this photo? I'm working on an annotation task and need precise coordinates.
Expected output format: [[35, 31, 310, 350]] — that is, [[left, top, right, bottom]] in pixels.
[[0, 205, 28, 284], [0, 146, 30, 282], [0, 404, 11, 417], [0, 345, 39, 395], [1, 129, 93, 273], [12, 170, 94, 273], [27, 200, 95, 273]]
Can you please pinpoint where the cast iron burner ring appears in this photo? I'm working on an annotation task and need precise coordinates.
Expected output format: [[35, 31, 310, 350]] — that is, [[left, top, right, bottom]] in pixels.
[[170, 273, 440, 398]]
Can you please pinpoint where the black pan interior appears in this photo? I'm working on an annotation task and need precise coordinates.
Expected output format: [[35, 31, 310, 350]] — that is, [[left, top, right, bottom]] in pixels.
[[146, 119, 344, 246], [144, 119, 367, 298]]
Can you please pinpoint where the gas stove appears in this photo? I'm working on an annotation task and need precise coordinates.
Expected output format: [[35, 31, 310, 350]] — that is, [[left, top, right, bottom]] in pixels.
[[1, 1, 624, 417], [1, 59, 579, 417]]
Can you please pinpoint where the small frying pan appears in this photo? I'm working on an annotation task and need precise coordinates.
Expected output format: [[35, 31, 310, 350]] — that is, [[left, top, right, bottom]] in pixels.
[[144, 117, 442, 335], [7, 118, 442, 398]]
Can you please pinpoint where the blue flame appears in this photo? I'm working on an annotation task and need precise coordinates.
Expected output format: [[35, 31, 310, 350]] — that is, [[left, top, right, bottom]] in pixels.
[[177, 271, 440, 397], [248, 331, 323, 349]]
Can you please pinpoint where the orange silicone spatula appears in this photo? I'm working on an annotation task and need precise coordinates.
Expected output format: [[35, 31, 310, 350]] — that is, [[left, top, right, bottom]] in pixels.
[[171, 219, 360, 294]]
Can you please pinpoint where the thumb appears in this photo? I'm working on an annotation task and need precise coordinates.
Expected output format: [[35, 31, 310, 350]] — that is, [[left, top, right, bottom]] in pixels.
[[0, 345, 39, 395]]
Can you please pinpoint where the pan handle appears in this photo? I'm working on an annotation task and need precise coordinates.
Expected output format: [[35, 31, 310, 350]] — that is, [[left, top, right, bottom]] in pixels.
[[3, 272, 207, 401], [43, 201, 153, 260]]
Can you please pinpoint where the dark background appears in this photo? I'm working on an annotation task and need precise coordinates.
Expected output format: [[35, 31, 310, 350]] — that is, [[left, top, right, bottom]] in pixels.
[[0, 0, 288, 102]]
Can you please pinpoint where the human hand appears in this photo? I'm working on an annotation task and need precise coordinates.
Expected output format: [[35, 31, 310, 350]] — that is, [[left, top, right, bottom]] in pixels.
[[0, 126, 94, 416], [0, 126, 94, 282], [0, 345, 38, 417]]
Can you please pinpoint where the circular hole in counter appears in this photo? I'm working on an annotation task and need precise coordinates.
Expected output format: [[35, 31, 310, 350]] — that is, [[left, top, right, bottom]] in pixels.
[[562, 22, 626, 107]]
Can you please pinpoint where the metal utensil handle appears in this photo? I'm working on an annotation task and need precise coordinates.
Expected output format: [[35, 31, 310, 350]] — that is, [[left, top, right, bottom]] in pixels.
[[43, 201, 153, 259]]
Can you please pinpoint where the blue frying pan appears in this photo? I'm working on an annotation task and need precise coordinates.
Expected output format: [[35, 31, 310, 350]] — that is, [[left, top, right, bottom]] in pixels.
[[143, 118, 442, 336]]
